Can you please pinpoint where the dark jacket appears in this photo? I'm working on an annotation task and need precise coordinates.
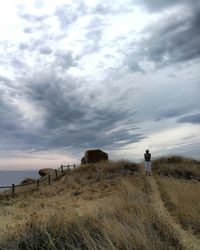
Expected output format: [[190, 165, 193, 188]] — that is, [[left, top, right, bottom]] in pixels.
[[144, 153, 151, 161]]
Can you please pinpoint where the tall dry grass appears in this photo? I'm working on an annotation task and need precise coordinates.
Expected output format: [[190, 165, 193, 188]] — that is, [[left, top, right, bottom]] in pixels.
[[153, 155, 200, 180], [0, 161, 182, 250], [157, 176, 200, 235]]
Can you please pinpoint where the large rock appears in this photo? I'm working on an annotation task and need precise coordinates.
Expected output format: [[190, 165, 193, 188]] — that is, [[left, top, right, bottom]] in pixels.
[[20, 178, 36, 185], [39, 168, 54, 177], [81, 149, 108, 164], [81, 156, 86, 164]]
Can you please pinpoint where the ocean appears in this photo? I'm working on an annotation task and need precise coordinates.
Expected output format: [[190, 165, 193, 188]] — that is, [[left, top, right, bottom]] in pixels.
[[0, 170, 40, 187]]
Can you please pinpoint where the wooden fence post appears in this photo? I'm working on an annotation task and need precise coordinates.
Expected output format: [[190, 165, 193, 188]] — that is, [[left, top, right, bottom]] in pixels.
[[12, 184, 15, 197], [67, 165, 69, 171], [48, 174, 51, 185], [37, 180, 40, 190], [61, 165, 63, 173], [55, 169, 58, 178], [74, 164, 76, 169]]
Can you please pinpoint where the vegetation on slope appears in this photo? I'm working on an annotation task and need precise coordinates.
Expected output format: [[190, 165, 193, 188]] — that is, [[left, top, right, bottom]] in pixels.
[[0, 160, 183, 250], [157, 177, 200, 235], [153, 155, 200, 180], [0, 156, 200, 249], [152, 156, 200, 236]]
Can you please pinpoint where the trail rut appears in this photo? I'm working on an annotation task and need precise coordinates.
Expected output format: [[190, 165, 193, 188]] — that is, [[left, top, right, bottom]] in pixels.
[[146, 176, 200, 250]]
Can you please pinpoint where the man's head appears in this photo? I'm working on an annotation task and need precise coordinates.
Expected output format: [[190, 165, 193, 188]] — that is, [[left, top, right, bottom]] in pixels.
[[146, 149, 149, 153]]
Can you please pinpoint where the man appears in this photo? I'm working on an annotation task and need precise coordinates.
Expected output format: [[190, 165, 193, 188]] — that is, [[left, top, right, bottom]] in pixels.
[[144, 149, 151, 176]]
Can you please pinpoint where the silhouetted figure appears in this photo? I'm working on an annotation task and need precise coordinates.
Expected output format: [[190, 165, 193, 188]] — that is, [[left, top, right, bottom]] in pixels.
[[144, 149, 151, 176]]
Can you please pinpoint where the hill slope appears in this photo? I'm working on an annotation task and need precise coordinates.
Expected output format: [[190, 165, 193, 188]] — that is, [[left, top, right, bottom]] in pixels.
[[0, 158, 200, 249]]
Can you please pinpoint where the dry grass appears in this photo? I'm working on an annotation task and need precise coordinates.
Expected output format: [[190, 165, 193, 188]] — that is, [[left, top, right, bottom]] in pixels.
[[153, 155, 200, 180], [0, 160, 183, 250], [157, 176, 200, 235], [152, 156, 200, 235]]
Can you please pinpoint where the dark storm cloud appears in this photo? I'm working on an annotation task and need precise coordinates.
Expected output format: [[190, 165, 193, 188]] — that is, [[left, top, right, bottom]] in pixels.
[[24, 78, 85, 130], [16, 72, 142, 152], [0, 94, 29, 152], [0, 97, 20, 130], [144, 2, 200, 65], [0, 84, 45, 153], [125, 1, 200, 71], [178, 113, 200, 124]]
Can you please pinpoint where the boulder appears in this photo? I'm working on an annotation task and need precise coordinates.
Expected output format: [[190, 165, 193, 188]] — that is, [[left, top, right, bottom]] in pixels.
[[20, 178, 36, 185], [39, 168, 54, 177], [81, 149, 108, 164], [81, 156, 86, 164]]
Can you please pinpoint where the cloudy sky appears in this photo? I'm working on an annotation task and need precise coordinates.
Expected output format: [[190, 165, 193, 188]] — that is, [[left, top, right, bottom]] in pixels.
[[0, 0, 199, 170]]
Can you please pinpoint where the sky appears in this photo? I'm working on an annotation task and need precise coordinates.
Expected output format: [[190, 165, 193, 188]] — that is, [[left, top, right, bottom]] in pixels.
[[0, 0, 199, 170]]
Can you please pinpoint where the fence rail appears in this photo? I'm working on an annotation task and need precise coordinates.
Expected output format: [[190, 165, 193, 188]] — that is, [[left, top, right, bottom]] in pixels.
[[0, 164, 77, 197]]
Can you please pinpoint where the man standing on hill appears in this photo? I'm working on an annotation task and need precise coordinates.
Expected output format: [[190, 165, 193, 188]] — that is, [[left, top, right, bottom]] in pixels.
[[144, 149, 151, 176]]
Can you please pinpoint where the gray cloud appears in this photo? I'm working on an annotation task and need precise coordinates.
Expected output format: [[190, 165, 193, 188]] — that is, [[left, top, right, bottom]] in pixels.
[[23, 25, 45, 34], [55, 3, 87, 29], [124, 1, 200, 72], [18, 36, 54, 58], [178, 113, 200, 124], [142, 3, 200, 66], [5, 71, 141, 154], [0, 75, 11, 84], [77, 17, 105, 57], [23, 27, 36, 33], [94, 1, 132, 15], [54, 50, 76, 69], [39, 46, 53, 55], [125, 58, 145, 73], [19, 13, 49, 23], [19, 38, 46, 52], [0, 94, 28, 152], [0, 0, 199, 163], [134, 0, 199, 12], [34, 0, 44, 9], [155, 108, 188, 121], [11, 58, 27, 70]]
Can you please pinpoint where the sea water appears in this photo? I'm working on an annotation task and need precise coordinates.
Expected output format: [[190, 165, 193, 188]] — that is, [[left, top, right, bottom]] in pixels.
[[0, 170, 40, 188]]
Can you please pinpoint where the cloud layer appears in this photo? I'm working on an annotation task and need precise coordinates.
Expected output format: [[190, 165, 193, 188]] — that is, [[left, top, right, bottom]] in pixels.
[[0, 0, 199, 169]]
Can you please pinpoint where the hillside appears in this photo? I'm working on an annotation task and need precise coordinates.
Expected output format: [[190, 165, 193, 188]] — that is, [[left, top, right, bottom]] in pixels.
[[0, 157, 200, 249]]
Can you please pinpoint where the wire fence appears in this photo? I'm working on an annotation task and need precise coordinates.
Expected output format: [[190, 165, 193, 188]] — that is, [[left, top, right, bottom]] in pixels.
[[0, 164, 77, 197]]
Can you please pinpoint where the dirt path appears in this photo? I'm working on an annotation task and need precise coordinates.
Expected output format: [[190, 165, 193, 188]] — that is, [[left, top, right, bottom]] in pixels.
[[146, 175, 200, 250]]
